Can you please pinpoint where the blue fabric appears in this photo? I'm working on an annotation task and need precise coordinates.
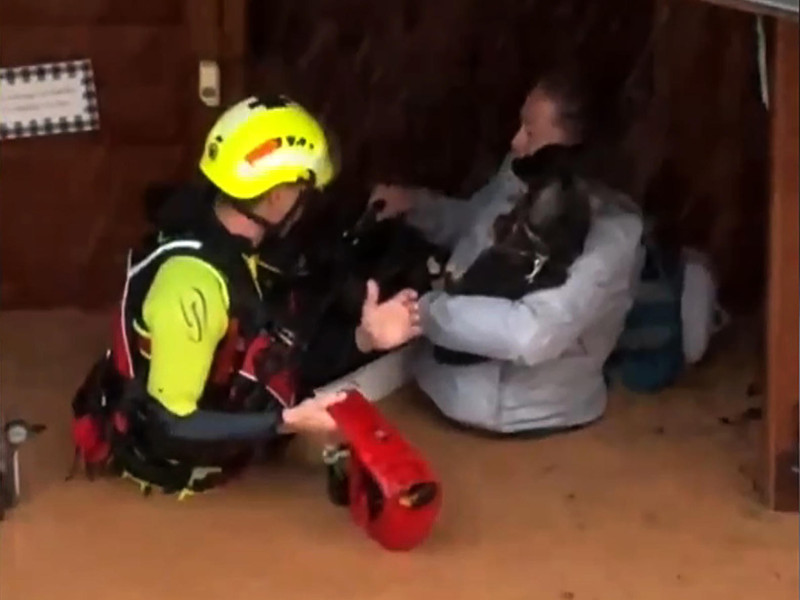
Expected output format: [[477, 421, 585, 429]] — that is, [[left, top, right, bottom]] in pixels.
[[605, 239, 685, 393]]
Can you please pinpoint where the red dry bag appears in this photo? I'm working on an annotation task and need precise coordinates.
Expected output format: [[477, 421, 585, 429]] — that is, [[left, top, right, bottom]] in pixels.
[[327, 390, 442, 551]]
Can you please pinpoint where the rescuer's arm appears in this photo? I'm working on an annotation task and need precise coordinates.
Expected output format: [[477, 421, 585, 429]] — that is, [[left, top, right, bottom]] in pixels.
[[142, 256, 230, 416]]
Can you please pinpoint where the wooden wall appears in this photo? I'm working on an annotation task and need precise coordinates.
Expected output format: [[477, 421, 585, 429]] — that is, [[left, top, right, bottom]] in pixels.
[[244, 0, 653, 230], [245, 0, 770, 312], [0, 1, 217, 308], [645, 0, 771, 311], [0, 0, 773, 316]]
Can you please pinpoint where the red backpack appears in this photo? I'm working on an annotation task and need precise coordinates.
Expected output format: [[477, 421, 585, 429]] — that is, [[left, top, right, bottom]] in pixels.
[[67, 351, 126, 480]]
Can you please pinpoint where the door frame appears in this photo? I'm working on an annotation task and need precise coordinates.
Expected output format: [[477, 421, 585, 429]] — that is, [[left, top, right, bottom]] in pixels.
[[184, 0, 248, 168]]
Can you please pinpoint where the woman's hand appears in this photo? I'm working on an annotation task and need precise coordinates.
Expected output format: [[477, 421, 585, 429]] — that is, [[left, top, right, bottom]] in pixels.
[[281, 391, 346, 434], [357, 280, 422, 352]]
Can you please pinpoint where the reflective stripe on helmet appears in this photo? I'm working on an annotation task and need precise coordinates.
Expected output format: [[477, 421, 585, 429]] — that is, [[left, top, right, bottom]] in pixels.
[[236, 146, 325, 183]]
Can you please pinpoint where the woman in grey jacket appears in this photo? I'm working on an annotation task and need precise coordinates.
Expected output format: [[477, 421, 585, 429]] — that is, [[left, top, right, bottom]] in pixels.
[[369, 72, 644, 434]]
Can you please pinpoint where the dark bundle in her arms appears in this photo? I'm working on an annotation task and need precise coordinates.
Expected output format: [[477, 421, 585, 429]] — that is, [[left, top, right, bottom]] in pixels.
[[433, 144, 593, 366]]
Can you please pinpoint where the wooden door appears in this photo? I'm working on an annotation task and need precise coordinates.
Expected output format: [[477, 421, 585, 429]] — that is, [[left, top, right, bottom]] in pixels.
[[0, 1, 237, 309]]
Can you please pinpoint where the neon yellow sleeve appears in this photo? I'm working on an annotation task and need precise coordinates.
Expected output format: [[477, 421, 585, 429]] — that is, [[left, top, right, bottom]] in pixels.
[[142, 256, 230, 416]]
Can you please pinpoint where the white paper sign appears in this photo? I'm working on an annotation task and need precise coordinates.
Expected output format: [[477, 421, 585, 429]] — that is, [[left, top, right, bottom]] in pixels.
[[0, 59, 100, 141]]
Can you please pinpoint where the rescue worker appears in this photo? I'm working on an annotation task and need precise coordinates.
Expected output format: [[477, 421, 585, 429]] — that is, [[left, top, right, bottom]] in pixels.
[[368, 70, 645, 434], [71, 95, 421, 494]]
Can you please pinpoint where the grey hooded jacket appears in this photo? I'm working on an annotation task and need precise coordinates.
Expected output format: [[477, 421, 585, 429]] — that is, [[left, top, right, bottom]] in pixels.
[[407, 154, 644, 433]]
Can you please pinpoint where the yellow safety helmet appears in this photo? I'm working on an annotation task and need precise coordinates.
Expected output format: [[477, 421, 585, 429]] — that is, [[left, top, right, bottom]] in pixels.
[[199, 95, 336, 200]]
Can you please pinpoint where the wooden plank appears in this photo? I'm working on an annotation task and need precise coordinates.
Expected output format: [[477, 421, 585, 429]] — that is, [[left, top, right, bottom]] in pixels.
[[0, 144, 185, 309], [0, 141, 105, 308], [220, 0, 247, 59], [181, 0, 225, 171], [0, 14, 198, 308], [0, 0, 183, 24], [762, 19, 799, 512], [79, 145, 186, 308], [0, 25, 190, 86], [219, 0, 248, 105], [645, 0, 771, 309], [0, 25, 191, 143], [98, 81, 188, 143], [184, 0, 220, 58]]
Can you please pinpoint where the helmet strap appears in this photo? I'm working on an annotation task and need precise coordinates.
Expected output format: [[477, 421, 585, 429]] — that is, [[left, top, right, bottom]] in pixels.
[[222, 192, 309, 240]]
